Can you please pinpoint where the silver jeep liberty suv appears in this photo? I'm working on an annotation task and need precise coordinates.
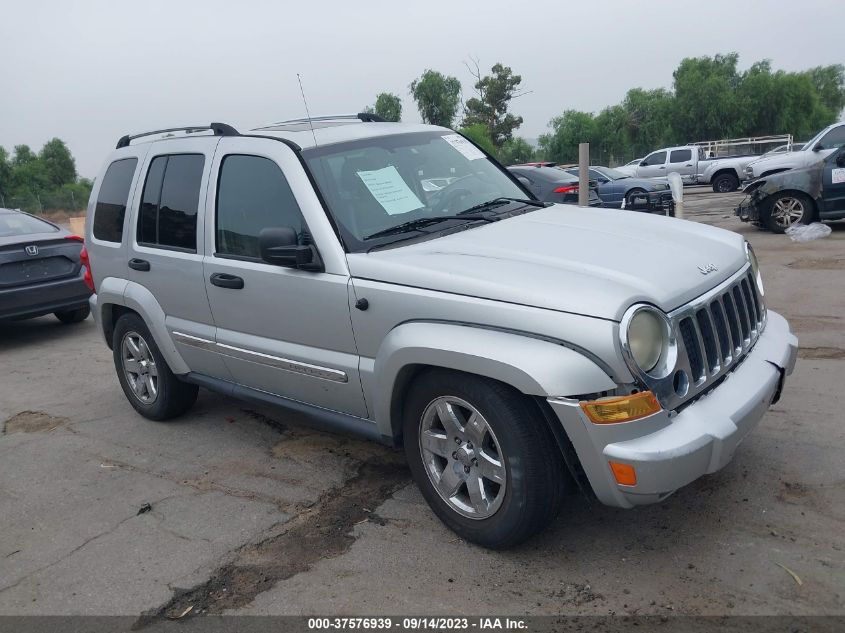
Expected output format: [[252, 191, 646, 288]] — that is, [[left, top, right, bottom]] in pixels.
[[86, 115, 798, 549]]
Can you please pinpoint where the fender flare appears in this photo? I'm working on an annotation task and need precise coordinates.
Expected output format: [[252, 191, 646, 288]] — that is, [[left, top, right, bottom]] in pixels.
[[372, 321, 616, 439], [94, 278, 190, 375]]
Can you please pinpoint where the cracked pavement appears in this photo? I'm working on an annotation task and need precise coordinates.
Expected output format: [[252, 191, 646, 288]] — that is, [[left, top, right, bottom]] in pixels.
[[1, 190, 843, 618]]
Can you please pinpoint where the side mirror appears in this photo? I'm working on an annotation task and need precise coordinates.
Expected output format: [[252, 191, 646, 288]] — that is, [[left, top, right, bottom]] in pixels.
[[640, 161, 648, 167], [259, 227, 315, 269], [837, 152, 845, 167], [813, 143, 823, 152]]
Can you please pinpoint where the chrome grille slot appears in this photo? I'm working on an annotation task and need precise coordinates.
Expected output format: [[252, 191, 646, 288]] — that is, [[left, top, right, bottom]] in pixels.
[[695, 309, 720, 374], [625, 264, 767, 412]]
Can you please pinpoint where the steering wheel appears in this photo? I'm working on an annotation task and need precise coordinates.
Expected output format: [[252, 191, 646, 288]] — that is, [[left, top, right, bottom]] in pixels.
[[433, 187, 474, 215]]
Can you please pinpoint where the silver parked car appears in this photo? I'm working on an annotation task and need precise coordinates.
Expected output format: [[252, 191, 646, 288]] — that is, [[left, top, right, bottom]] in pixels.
[[86, 116, 798, 549]]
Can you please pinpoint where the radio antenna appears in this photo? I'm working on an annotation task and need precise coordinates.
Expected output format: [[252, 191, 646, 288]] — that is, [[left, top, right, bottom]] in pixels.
[[297, 73, 319, 149]]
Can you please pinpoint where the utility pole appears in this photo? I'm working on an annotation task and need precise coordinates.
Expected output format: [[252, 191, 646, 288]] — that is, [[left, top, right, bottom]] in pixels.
[[578, 143, 589, 207]]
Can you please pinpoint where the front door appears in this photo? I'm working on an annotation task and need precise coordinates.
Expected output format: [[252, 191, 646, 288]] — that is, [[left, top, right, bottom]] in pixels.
[[821, 147, 845, 218], [667, 148, 695, 178], [637, 150, 667, 178], [202, 137, 367, 418]]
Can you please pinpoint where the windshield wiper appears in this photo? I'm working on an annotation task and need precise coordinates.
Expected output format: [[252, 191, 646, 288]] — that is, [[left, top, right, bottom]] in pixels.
[[363, 214, 497, 241], [457, 197, 547, 216]]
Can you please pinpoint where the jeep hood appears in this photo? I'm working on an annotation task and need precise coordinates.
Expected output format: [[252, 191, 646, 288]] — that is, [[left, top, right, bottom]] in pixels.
[[346, 206, 747, 321]]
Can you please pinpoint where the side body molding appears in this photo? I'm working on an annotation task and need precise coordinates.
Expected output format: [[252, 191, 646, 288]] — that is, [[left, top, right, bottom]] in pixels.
[[371, 322, 616, 438]]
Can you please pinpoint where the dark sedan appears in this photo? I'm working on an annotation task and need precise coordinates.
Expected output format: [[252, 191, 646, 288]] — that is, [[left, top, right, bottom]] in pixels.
[[507, 165, 602, 206], [0, 208, 92, 323], [563, 166, 673, 210]]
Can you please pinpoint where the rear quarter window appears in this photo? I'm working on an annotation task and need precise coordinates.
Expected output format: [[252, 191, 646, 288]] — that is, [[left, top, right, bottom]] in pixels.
[[93, 158, 138, 242]]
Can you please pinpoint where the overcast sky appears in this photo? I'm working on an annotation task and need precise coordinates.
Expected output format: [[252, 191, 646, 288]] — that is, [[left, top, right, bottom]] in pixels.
[[1, 0, 841, 178]]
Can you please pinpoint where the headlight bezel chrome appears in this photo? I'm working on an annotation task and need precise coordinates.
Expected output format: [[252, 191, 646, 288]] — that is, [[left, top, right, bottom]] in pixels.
[[619, 304, 677, 379], [745, 242, 764, 297]]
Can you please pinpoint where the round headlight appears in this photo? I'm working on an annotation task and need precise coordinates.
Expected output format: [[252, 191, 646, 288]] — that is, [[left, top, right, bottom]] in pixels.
[[627, 309, 666, 373], [745, 242, 764, 296]]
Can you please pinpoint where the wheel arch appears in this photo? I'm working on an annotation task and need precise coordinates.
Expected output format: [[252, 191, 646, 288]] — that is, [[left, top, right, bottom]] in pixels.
[[374, 321, 617, 443]]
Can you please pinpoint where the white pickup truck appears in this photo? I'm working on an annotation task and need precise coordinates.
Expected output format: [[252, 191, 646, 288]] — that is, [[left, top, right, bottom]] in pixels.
[[616, 145, 709, 184], [744, 121, 845, 181]]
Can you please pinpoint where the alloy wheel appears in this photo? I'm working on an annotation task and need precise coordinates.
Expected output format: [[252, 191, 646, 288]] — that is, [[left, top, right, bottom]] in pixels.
[[121, 331, 159, 404], [418, 396, 507, 520], [771, 196, 806, 228]]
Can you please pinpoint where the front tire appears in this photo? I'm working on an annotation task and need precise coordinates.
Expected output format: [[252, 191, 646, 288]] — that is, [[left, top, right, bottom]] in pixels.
[[761, 192, 815, 233], [712, 173, 739, 193], [624, 188, 646, 209], [403, 369, 567, 549], [54, 305, 90, 324], [112, 313, 197, 421]]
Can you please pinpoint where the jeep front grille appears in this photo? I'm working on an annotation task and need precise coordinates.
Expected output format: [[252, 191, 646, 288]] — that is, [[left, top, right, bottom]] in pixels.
[[630, 265, 767, 411]]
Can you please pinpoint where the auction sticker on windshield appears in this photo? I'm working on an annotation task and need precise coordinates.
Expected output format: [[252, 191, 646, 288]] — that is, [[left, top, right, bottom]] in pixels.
[[357, 166, 425, 215], [442, 134, 486, 161], [833, 168, 845, 184]]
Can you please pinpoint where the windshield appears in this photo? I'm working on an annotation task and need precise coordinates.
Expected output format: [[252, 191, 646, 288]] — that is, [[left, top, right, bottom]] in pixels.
[[0, 212, 58, 238], [302, 131, 528, 251]]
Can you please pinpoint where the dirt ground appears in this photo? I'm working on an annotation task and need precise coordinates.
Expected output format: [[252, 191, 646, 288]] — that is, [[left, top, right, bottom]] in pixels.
[[0, 189, 843, 620]]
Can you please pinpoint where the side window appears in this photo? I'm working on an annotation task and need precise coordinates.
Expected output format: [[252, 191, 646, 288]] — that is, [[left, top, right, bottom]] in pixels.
[[670, 149, 692, 163], [643, 151, 666, 166], [216, 155, 306, 259], [819, 126, 845, 150], [92, 158, 137, 242], [137, 154, 204, 251]]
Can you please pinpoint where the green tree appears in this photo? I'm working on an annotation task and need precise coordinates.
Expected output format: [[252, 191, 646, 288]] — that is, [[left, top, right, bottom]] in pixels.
[[39, 138, 77, 187], [409, 70, 462, 128], [538, 110, 595, 163], [672, 53, 743, 141], [804, 64, 845, 115], [621, 88, 675, 154], [498, 137, 535, 165], [461, 61, 525, 148], [0, 147, 12, 199], [458, 124, 496, 156]]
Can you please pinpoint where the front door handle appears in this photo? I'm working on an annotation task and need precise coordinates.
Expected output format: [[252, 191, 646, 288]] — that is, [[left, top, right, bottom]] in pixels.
[[209, 272, 244, 289], [128, 258, 150, 271]]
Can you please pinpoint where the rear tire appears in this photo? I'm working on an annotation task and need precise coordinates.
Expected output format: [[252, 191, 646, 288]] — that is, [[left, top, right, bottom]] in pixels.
[[403, 369, 567, 549], [761, 192, 815, 233], [54, 305, 90, 324], [712, 173, 739, 193], [112, 313, 197, 421]]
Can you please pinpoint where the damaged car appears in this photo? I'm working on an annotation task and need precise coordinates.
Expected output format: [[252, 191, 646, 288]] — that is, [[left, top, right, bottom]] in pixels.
[[736, 144, 845, 233]]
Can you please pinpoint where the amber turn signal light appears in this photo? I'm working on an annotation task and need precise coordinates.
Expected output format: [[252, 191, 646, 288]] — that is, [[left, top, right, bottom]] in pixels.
[[580, 391, 661, 424], [609, 461, 637, 486]]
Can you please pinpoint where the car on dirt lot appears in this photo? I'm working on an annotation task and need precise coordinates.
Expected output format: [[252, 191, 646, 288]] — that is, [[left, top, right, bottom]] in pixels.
[[85, 115, 798, 549], [744, 121, 845, 181], [736, 144, 845, 232], [562, 166, 673, 210], [0, 208, 92, 323], [507, 165, 602, 206]]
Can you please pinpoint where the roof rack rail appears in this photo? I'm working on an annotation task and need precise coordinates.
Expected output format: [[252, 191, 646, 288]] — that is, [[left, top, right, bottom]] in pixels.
[[264, 113, 388, 127], [115, 122, 239, 149]]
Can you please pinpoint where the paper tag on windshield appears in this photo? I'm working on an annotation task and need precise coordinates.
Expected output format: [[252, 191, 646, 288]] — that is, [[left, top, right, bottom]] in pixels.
[[833, 168, 845, 184], [357, 166, 424, 216], [442, 134, 486, 161]]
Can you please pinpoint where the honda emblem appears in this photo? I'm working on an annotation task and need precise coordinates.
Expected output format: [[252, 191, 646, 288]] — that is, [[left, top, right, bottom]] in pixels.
[[25, 245, 39, 256]]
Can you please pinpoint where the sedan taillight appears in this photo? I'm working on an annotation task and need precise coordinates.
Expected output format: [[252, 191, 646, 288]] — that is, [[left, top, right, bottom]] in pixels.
[[553, 185, 579, 194]]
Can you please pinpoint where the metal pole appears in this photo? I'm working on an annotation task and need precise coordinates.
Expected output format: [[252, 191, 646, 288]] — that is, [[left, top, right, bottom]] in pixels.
[[578, 142, 589, 207]]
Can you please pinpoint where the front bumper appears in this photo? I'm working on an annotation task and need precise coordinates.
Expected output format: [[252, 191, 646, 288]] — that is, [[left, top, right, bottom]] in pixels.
[[625, 190, 675, 215], [548, 310, 798, 508], [735, 193, 763, 223]]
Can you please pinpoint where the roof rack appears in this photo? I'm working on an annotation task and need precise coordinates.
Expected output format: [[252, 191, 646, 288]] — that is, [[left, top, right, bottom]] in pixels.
[[265, 113, 387, 127], [115, 122, 239, 149]]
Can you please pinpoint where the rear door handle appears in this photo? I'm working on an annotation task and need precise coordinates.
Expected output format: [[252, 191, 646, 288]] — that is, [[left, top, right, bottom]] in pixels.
[[209, 272, 244, 289], [128, 258, 150, 271]]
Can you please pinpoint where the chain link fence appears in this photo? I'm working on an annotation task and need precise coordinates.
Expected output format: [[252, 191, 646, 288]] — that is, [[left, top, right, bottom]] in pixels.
[[1, 188, 88, 216]]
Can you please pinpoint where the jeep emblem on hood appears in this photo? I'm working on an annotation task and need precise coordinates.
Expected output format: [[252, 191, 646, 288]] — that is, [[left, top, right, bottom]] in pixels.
[[698, 263, 718, 275]]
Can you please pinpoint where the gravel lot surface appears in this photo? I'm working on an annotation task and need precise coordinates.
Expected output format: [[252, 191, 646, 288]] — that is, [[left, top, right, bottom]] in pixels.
[[1, 190, 842, 619]]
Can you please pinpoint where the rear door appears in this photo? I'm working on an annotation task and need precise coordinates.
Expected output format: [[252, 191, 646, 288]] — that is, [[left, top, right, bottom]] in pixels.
[[127, 138, 230, 380], [637, 150, 667, 178], [202, 137, 367, 418]]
